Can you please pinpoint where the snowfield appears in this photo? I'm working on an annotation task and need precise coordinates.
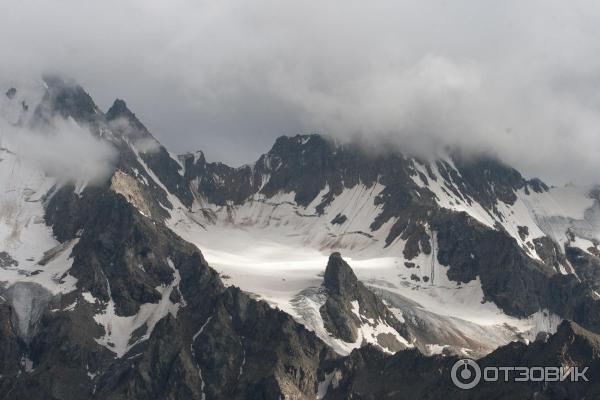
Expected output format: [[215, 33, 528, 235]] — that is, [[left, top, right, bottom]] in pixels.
[[167, 183, 569, 356]]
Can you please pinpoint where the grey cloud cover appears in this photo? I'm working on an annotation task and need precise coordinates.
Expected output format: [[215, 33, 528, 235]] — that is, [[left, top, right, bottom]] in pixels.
[[2, 0, 600, 184], [0, 117, 117, 185]]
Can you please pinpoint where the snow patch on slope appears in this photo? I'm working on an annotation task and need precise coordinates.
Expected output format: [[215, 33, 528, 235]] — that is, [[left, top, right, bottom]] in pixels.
[[410, 159, 600, 258], [0, 146, 79, 296], [522, 186, 599, 245], [349, 300, 413, 353], [411, 160, 495, 228], [93, 258, 182, 357]]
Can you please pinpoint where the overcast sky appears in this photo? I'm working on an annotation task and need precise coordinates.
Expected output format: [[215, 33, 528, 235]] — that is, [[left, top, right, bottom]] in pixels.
[[2, 0, 600, 184]]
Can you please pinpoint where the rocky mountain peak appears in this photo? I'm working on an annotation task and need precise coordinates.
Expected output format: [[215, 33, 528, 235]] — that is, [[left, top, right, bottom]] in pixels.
[[319, 253, 411, 352], [323, 252, 359, 297], [268, 133, 332, 156], [106, 98, 149, 136], [106, 98, 131, 119], [554, 319, 600, 349], [36, 74, 99, 124], [180, 150, 206, 165]]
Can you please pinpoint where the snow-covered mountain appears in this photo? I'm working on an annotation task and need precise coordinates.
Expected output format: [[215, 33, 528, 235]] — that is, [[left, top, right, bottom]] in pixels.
[[1, 76, 600, 399], [170, 127, 600, 357]]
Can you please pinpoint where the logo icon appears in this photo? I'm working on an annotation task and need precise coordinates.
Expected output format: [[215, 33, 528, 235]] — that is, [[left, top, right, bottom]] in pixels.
[[451, 358, 481, 389]]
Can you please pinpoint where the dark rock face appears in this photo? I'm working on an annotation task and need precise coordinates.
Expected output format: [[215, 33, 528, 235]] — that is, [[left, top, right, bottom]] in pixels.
[[518, 225, 529, 240], [106, 99, 194, 208], [321, 253, 363, 343], [322, 321, 600, 399], [0, 303, 22, 379], [432, 210, 600, 333], [5, 87, 16, 99], [68, 192, 181, 315], [433, 211, 554, 316], [180, 151, 261, 206], [566, 246, 600, 291], [319, 253, 410, 351], [34, 75, 101, 125], [195, 287, 335, 399], [0, 252, 18, 268], [330, 214, 347, 225], [321, 346, 452, 400], [534, 236, 570, 274], [44, 184, 110, 242], [322, 253, 359, 299], [185, 134, 427, 213], [546, 273, 600, 333], [450, 153, 525, 208]]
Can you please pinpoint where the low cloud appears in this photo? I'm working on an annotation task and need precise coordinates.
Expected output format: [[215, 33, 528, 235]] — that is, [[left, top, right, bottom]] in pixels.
[[107, 117, 161, 154], [0, 117, 117, 185], [2, 1, 600, 184]]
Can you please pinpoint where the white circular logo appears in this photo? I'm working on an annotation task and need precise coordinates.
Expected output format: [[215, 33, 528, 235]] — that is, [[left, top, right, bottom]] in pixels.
[[451, 358, 481, 390]]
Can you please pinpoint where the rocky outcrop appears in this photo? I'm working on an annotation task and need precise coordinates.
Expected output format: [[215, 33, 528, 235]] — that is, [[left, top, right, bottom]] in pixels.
[[534, 236, 570, 274], [433, 210, 554, 316], [432, 209, 600, 334], [33, 74, 101, 126], [0, 303, 22, 380], [319, 253, 411, 352], [195, 287, 335, 399], [566, 246, 600, 291], [106, 99, 194, 208], [321, 320, 600, 399]]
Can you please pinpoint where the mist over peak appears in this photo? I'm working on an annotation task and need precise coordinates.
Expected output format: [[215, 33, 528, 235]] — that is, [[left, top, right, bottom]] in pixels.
[[0, 76, 116, 185], [3, 1, 600, 186]]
